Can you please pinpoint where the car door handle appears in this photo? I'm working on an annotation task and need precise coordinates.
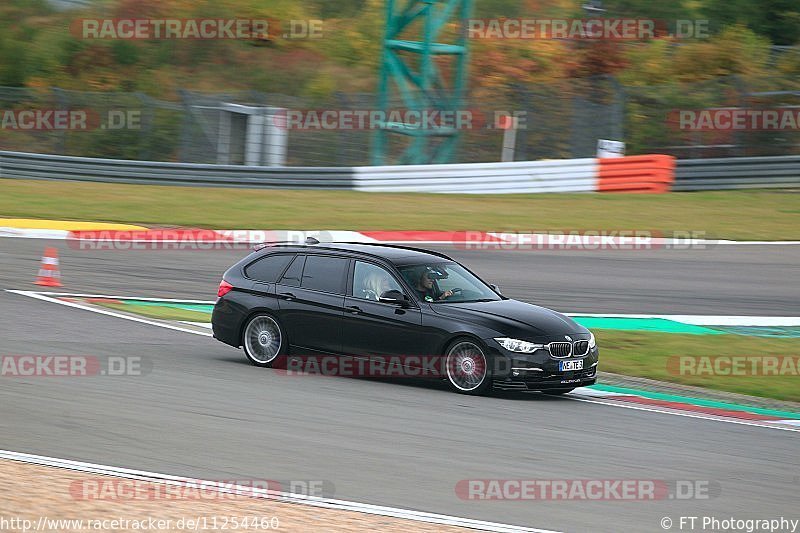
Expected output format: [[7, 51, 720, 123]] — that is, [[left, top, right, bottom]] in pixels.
[[278, 292, 295, 301], [346, 305, 362, 314]]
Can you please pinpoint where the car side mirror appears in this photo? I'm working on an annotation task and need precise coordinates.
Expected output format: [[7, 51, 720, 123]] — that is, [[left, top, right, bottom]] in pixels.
[[379, 289, 410, 307], [489, 283, 503, 295]]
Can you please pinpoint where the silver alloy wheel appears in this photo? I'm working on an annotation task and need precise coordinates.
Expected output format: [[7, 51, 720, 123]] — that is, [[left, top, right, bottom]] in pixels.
[[445, 341, 488, 392], [244, 315, 282, 364]]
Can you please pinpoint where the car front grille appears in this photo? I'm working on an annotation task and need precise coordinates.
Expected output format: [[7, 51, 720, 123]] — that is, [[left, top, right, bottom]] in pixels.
[[548, 342, 572, 358], [548, 340, 591, 358]]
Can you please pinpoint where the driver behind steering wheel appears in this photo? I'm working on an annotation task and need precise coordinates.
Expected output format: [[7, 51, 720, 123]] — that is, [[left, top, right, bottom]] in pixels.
[[414, 269, 453, 302]]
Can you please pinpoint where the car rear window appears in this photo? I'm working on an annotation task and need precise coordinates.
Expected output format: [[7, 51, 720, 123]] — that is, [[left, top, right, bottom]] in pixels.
[[278, 255, 306, 287], [244, 254, 294, 282], [301, 255, 348, 294]]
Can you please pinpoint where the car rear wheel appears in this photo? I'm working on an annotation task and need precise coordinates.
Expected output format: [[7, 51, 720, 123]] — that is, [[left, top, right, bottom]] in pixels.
[[445, 339, 491, 395], [242, 314, 284, 367]]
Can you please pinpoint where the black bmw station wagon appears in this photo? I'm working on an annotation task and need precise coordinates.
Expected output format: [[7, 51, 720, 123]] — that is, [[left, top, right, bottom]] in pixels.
[[212, 241, 598, 395]]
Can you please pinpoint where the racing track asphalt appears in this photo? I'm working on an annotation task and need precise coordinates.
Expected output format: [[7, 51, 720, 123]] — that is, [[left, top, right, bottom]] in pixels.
[[0, 237, 799, 314], [0, 238, 798, 532]]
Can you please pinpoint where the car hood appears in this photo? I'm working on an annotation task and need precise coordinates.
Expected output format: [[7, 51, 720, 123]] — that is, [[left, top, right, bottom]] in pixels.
[[430, 299, 586, 338]]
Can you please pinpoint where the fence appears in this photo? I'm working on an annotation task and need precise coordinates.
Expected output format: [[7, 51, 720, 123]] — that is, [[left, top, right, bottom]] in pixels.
[[1, 75, 798, 167]]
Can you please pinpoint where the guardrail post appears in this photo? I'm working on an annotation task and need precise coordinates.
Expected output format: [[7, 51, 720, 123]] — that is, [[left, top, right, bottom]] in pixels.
[[262, 107, 287, 167]]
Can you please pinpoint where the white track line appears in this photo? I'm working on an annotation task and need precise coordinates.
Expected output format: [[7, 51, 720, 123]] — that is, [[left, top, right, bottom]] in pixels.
[[24, 291, 215, 304], [5, 290, 212, 337], [0, 450, 557, 533], [181, 321, 213, 329]]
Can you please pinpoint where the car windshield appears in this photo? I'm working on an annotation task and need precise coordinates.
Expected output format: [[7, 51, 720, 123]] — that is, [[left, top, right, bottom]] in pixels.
[[397, 262, 501, 303]]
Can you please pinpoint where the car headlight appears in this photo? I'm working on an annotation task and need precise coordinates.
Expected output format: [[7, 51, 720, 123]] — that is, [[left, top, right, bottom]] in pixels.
[[494, 337, 544, 353], [588, 331, 596, 349]]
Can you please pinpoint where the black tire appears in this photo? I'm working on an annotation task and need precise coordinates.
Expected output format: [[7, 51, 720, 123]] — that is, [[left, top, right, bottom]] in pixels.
[[444, 337, 492, 395], [241, 313, 285, 368], [543, 388, 575, 395]]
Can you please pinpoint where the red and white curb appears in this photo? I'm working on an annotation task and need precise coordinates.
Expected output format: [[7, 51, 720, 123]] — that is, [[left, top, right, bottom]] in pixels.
[[1, 227, 799, 246], [570, 388, 800, 432], [0, 449, 556, 533]]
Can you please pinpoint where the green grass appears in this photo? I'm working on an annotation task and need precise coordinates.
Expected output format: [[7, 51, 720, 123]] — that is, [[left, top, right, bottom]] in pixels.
[[1, 179, 798, 240], [596, 330, 800, 403]]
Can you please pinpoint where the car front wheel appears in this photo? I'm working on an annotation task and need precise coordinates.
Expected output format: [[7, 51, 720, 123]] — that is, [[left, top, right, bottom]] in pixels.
[[445, 339, 491, 395]]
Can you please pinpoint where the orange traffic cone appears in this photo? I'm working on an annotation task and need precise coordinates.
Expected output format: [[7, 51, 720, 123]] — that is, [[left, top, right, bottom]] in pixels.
[[35, 247, 62, 287]]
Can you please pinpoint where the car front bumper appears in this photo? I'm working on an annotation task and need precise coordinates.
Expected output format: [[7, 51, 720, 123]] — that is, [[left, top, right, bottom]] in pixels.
[[486, 340, 599, 391]]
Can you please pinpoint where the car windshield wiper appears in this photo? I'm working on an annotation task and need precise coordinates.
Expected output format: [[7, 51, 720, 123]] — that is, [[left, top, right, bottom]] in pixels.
[[446, 298, 498, 303]]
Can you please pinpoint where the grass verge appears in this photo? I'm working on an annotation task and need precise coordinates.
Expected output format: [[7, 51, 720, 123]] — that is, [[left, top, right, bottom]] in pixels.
[[1, 179, 798, 240], [596, 330, 800, 403]]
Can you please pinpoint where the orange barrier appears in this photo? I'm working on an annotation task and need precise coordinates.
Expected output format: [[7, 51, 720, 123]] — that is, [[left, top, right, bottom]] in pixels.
[[35, 247, 62, 287], [597, 155, 676, 193]]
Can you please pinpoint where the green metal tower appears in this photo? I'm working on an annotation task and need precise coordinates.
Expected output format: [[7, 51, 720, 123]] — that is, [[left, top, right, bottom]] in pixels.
[[372, 0, 473, 165]]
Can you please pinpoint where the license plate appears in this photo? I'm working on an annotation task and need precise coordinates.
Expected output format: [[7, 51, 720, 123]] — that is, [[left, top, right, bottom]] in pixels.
[[559, 360, 583, 371]]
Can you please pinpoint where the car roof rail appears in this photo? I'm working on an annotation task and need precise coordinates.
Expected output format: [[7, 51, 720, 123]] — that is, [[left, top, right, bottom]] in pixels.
[[252, 241, 300, 252], [312, 241, 454, 260], [252, 241, 453, 261], [253, 236, 319, 252]]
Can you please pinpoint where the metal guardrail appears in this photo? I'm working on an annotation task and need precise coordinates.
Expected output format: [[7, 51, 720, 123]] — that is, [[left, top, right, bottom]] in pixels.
[[675, 156, 800, 191], [3, 149, 800, 192], [0, 151, 354, 188], [353, 159, 598, 193], [0, 150, 600, 193]]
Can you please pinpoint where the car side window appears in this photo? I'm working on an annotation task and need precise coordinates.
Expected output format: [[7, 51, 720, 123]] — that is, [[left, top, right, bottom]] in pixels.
[[244, 254, 294, 282], [352, 261, 403, 302], [279, 255, 306, 287], [301, 255, 348, 294]]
